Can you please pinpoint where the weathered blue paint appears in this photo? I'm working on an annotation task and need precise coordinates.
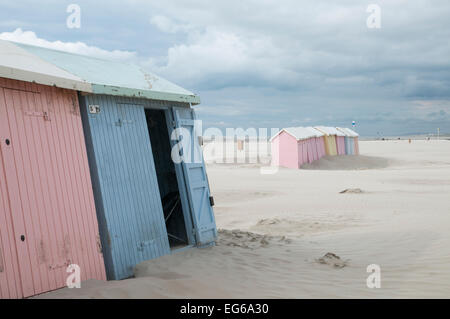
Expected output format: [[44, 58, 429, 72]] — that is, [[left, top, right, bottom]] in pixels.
[[172, 107, 217, 245], [344, 136, 355, 155], [79, 94, 172, 280], [80, 95, 216, 279]]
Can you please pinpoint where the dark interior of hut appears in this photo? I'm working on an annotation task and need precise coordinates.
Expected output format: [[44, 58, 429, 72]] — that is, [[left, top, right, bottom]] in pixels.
[[145, 108, 189, 249]]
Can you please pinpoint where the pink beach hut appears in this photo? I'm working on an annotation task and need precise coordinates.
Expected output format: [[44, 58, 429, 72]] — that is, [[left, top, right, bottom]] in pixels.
[[270, 127, 325, 169], [0, 41, 106, 298], [336, 135, 346, 155]]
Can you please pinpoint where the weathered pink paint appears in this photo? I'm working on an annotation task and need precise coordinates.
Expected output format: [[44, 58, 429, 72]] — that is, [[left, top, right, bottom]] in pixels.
[[336, 136, 346, 155], [0, 78, 106, 299], [298, 140, 308, 166], [309, 139, 317, 162], [308, 139, 317, 162], [305, 139, 317, 164], [298, 138, 321, 167], [316, 136, 326, 158], [311, 137, 324, 161]]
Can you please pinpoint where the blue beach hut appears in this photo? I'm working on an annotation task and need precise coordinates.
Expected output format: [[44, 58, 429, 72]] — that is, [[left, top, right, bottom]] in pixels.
[[336, 127, 359, 155]]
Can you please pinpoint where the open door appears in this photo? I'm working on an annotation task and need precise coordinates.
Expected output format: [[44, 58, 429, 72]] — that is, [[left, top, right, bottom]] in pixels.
[[171, 107, 217, 246], [145, 108, 189, 249]]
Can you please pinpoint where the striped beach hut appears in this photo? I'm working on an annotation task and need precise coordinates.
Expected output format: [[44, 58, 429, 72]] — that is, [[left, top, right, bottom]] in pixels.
[[0, 40, 106, 298], [7, 41, 217, 281], [270, 127, 326, 169], [336, 127, 359, 155]]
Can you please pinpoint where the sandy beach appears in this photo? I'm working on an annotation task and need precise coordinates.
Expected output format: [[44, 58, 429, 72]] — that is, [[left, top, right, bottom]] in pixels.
[[36, 140, 450, 298]]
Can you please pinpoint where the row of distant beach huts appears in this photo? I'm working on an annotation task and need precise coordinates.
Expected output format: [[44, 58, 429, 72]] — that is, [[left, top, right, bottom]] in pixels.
[[0, 40, 216, 298], [271, 126, 359, 169]]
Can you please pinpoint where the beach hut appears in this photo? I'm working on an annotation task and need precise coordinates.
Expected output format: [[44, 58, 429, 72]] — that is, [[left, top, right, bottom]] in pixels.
[[0, 40, 106, 298], [305, 127, 327, 159], [336, 127, 359, 155], [314, 126, 345, 156], [270, 127, 324, 168], [336, 134, 346, 155], [354, 133, 360, 155], [10, 41, 217, 280]]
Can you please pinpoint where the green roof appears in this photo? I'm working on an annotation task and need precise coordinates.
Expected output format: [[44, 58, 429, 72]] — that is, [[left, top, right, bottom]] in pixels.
[[14, 42, 200, 104]]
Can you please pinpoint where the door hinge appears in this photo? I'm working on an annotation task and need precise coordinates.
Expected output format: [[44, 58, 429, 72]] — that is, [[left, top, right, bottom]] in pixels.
[[209, 196, 215, 207]]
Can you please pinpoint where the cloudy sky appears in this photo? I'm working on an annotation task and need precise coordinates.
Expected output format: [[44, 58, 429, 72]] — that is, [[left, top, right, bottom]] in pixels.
[[1, 0, 449, 136]]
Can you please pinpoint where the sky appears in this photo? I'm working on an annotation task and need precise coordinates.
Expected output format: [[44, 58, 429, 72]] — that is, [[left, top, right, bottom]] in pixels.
[[0, 0, 449, 136]]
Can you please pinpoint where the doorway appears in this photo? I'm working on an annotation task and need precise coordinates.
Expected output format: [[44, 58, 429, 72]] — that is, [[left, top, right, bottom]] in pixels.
[[145, 109, 189, 249]]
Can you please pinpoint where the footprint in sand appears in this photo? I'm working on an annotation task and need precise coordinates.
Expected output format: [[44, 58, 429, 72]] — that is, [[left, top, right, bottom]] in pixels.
[[217, 229, 291, 249]]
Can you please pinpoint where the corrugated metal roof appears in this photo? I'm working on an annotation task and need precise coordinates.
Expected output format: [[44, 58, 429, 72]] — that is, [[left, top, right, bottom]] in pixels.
[[336, 127, 359, 137], [0, 40, 200, 104], [314, 126, 346, 136]]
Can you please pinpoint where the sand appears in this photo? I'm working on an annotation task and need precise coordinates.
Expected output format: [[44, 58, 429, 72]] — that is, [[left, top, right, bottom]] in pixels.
[[36, 140, 450, 298]]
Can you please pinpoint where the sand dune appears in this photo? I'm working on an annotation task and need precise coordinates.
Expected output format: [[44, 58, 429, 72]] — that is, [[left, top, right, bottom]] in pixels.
[[36, 140, 450, 299], [301, 155, 391, 170]]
